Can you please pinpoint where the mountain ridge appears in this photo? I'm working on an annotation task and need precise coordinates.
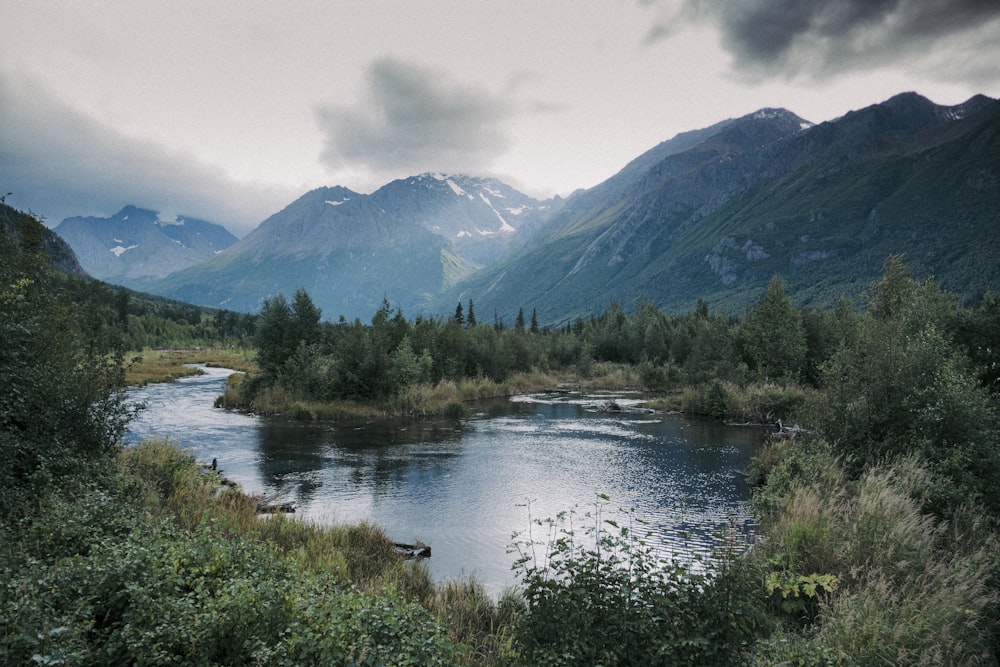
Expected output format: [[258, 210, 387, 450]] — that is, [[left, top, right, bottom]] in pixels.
[[54, 205, 237, 285], [435, 92, 999, 323], [50, 90, 1000, 324]]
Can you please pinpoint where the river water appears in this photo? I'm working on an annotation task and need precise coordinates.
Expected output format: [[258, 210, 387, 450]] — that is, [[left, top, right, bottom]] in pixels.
[[126, 366, 764, 594]]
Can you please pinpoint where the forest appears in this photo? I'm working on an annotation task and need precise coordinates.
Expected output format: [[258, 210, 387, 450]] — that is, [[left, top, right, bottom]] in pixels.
[[2, 203, 999, 665]]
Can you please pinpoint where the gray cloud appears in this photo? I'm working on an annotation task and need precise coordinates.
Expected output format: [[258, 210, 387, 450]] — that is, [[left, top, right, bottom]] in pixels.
[[0, 74, 292, 236], [316, 58, 514, 179], [648, 0, 1000, 82]]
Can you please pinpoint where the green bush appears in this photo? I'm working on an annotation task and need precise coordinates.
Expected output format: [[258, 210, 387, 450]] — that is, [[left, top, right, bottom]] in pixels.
[[511, 500, 766, 666], [2, 517, 462, 666]]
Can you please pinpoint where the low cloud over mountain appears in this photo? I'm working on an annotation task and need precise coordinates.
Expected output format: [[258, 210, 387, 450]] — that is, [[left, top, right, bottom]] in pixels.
[[316, 58, 515, 186], [0, 73, 293, 236]]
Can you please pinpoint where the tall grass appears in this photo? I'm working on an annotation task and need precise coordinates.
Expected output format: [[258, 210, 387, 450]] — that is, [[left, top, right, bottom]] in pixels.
[[125, 347, 256, 386], [680, 379, 811, 423], [429, 579, 524, 666], [751, 452, 999, 665], [121, 440, 429, 594]]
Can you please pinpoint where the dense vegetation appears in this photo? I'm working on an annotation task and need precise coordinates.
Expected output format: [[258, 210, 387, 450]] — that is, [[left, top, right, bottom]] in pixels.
[[3, 200, 999, 664], [226, 277, 828, 421]]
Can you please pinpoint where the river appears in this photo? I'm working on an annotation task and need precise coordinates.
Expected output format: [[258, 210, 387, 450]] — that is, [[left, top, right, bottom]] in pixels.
[[126, 365, 764, 594]]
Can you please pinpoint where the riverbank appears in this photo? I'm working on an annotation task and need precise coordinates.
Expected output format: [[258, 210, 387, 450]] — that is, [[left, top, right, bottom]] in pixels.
[[125, 347, 256, 386], [216, 359, 810, 427], [215, 363, 644, 418]]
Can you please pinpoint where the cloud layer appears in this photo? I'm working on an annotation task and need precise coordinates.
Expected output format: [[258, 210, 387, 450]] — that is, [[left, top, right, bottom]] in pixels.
[[0, 74, 291, 235], [650, 0, 1000, 83], [316, 58, 514, 183]]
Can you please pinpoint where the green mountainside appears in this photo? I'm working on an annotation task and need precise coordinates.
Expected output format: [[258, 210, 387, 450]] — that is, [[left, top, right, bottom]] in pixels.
[[436, 93, 1000, 324]]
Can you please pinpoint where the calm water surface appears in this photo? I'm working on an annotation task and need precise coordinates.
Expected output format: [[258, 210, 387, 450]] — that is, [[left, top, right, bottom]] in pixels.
[[127, 366, 764, 594]]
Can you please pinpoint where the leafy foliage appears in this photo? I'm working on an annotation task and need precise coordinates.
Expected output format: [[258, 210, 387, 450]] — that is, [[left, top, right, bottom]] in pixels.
[[511, 500, 766, 665], [0, 211, 133, 519]]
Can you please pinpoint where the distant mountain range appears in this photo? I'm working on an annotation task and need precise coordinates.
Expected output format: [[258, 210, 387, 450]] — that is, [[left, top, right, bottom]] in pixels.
[[131, 175, 558, 318], [52, 91, 1000, 323], [54, 206, 237, 284]]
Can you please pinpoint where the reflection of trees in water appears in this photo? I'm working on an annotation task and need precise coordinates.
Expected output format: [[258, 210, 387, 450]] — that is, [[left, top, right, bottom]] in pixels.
[[255, 416, 466, 503]]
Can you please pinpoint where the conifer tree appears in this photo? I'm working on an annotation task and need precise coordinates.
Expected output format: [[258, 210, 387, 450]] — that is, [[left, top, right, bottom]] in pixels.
[[515, 307, 526, 333], [741, 276, 806, 382], [466, 299, 476, 327]]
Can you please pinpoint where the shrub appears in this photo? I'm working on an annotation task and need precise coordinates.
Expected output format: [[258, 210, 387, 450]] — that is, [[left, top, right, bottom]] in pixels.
[[2, 520, 462, 666], [511, 500, 766, 666]]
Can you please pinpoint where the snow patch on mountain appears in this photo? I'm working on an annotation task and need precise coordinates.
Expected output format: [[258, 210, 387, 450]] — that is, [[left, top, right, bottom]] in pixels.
[[110, 244, 139, 257]]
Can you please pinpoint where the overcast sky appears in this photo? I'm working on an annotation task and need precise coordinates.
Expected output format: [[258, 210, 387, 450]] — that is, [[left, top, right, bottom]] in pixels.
[[2, 0, 999, 235]]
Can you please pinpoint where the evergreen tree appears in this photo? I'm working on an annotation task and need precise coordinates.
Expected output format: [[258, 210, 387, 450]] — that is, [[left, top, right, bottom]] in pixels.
[[515, 307, 526, 333], [291, 288, 321, 345], [530, 308, 539, 334], [453, 301, 465, 326], [254, 294, 293, 376], [466, 299, 476, 327]]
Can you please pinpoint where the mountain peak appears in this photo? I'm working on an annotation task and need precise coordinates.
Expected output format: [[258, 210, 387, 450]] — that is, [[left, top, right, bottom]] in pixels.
[[735, 107, 812, 132]]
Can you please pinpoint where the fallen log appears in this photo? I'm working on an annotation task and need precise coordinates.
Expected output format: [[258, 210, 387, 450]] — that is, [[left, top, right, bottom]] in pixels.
[[393, 542, 431, 560], [256, 494, 296, 514]]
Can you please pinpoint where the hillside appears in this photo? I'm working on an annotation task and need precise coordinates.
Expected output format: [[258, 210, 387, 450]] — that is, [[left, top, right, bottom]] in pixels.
[[1, 202, 86, 276], [437, 93, 999, 323]]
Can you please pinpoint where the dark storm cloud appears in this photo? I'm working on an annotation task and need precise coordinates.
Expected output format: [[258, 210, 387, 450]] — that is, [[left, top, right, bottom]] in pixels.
[[649, 0, 1000, 81], [0, 74, 288, 235], [316, 58, 514, 177]]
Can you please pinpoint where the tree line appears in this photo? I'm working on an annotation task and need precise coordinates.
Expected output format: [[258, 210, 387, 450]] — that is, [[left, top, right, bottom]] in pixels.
[[243, 257, 999, 415]]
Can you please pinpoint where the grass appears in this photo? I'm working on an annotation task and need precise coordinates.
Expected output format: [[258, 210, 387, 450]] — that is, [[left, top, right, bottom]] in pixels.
[[125, 347, 257, 386], [117, 439, 524, 664], [749, 448, 1000, 665]]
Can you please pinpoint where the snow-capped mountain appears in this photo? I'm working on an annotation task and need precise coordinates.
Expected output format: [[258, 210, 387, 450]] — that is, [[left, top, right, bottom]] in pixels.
[[370, 173, 555, 264], [144, 176, 559, 319], [54, 205, 237, 285]]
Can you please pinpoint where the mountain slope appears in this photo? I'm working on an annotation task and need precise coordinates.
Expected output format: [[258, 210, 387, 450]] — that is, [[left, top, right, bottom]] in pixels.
[[438, 93, 999, 323], [1, 202, 86, 276], [145, 178, 555, 318], [54, 205, 237, 285]]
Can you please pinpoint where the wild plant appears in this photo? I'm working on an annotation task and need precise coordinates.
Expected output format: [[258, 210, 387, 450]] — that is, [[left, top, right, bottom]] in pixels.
[[510, 496, 765, 666]]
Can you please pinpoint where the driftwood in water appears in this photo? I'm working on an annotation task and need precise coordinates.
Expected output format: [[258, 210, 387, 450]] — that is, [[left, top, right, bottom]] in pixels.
[[596, 399, 655, 414], [257, 494, 296, 514], [394, 542, 432, 560], [770, 419, 809, 441]]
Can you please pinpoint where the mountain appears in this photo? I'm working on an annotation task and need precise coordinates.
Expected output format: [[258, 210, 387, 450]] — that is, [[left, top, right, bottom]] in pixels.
[[436, 92, 1000, 323], [144, 177, 556, 318], [1, 202, 86, 276], [54, 205, 237, 286]]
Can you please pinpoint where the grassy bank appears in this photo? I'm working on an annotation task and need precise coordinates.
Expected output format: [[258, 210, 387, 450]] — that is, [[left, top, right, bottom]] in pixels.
[[219, 359, 807, 428], [218, 362, 648, 419], [1, 439, 522, 665], [125, 347, 257, 386]]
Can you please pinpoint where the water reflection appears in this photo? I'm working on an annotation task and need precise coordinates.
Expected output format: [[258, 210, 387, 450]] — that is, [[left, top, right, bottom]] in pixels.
[[127, 367, 765, 595], [254, 417, 467, 505]]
